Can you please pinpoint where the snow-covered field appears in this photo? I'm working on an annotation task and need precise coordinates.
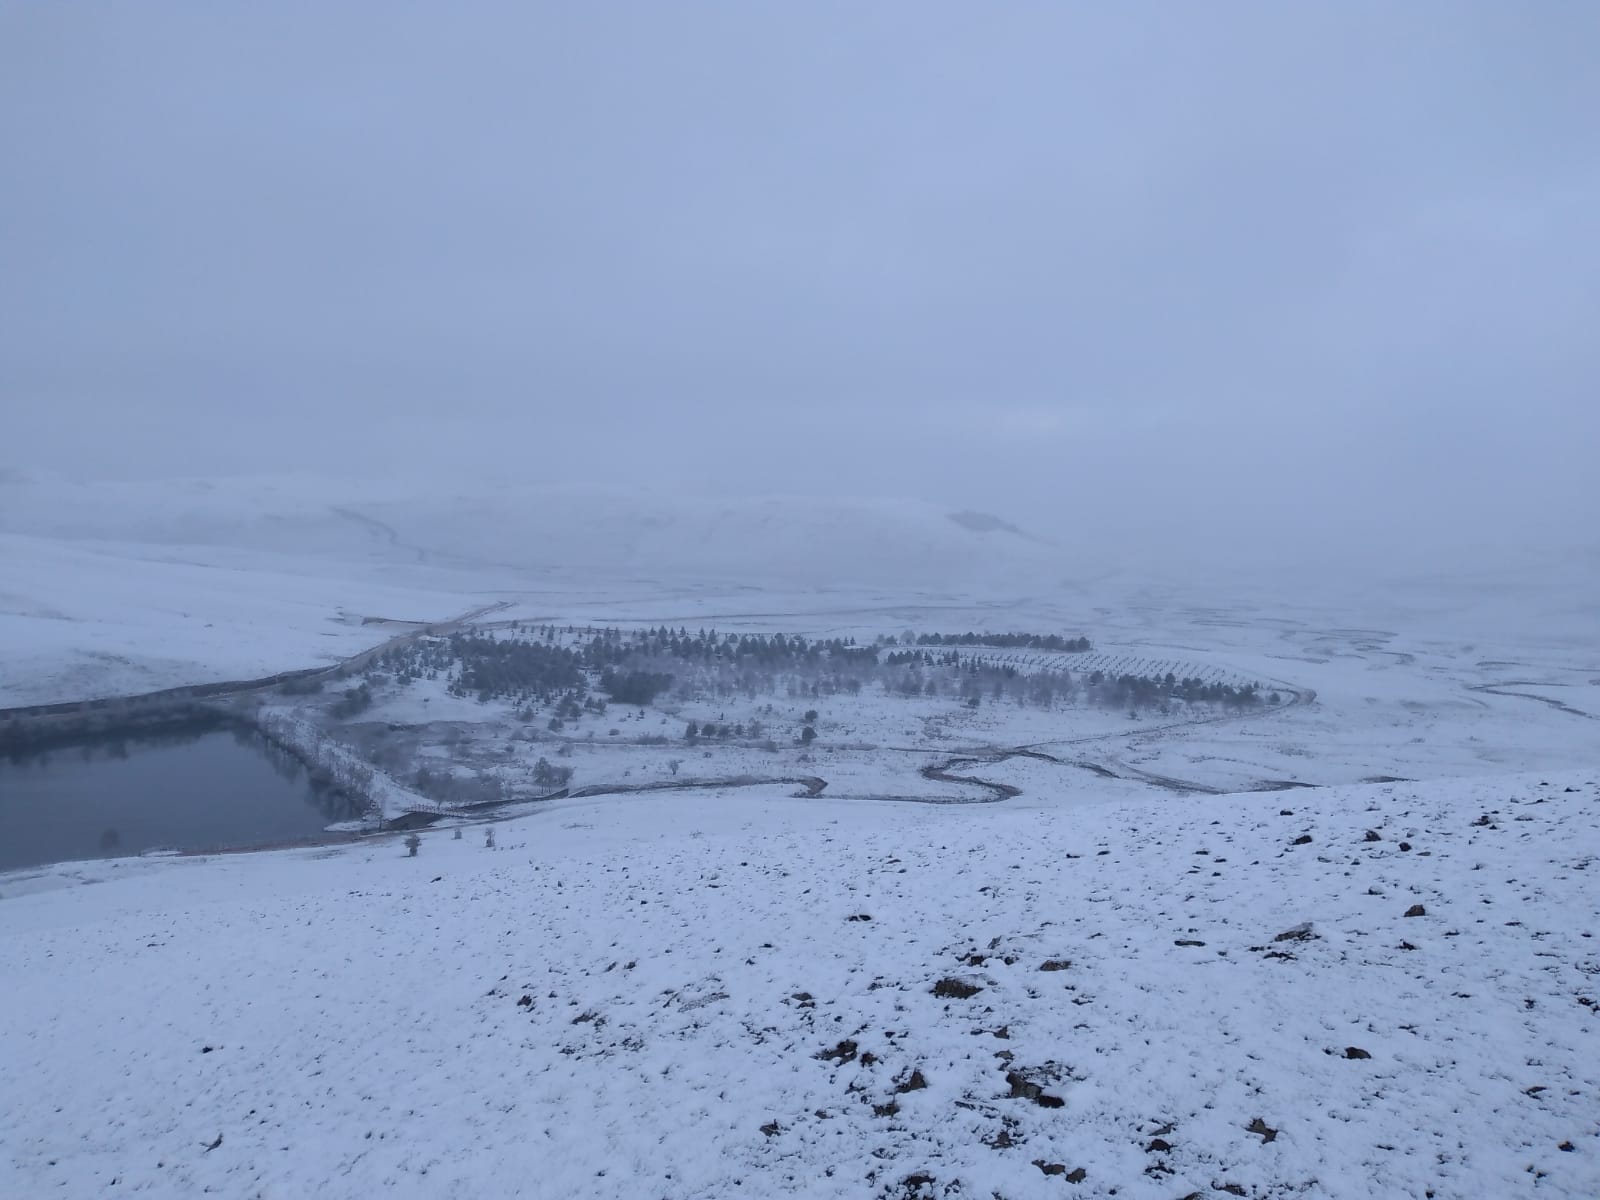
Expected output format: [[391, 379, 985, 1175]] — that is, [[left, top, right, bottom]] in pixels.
[[3, 772, 1596, 1198], [3, 475, 1598, 1197]]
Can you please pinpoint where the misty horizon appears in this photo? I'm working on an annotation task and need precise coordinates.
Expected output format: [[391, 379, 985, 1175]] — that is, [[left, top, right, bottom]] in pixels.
[[4, 3, 1596, 566]]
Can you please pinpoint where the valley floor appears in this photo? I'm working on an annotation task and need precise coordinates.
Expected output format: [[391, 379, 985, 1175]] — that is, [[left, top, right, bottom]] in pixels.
[[3, 771, 1597, 1199]]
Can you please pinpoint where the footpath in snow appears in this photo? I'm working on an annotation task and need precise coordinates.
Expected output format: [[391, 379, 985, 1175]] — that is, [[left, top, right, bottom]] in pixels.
[[2, 771, 1597, 1199]]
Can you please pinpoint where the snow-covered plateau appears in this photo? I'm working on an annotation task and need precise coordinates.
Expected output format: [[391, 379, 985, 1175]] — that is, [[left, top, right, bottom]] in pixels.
[[2, 475, 1597, 1198]]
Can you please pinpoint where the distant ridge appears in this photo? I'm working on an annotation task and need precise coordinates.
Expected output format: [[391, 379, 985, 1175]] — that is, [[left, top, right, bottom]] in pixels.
[[948, 509, 1052, 546], [0, 476, 1065, 589]]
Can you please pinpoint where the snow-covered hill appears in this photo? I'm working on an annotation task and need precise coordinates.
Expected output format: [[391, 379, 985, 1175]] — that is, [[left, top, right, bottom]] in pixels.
[[3, 770, 1596, 1198], [0, 473, 1072, 704], [0, 474, 1064, 587]]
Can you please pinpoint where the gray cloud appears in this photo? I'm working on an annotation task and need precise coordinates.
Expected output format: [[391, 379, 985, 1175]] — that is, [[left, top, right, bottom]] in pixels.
[[3, 2, 1596, 564]]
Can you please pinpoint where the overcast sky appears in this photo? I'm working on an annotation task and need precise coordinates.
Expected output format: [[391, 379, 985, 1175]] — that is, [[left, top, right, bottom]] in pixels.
[[2, 3, 1596, 560]]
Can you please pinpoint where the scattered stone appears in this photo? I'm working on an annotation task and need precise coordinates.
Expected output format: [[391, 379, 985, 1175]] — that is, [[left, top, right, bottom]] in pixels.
[[859, 1051, 879, 1067], [1039, 959, 1072, 972], [1559, 1141, 1575, 1152], [200, 1046, 215, 1054], [847, 913, 872, 922], [516, 994, 533, 1008], [985, 1128, 1016, 1149], [1405, 904, 1427, 918], [1274, 922, 1316, 942], [932, 977, 982, 999], [1399, 941, 1418, 951], [1175, 939, 1207, 947], [1399, 841, 1412, 852], [1279, 809, 1294, 816], [1291, 835, 1313, 846], [1146, 1137, 1173, 1153], [1031, 1161, 1085, 1181], [1007, 1071, 1065, 1108], [1345, 1046, 1372, 1060], [1247, 1117, 1278, 1143], [1525, 1086, 1547, 1096], [895, 1068, 929, 1093], [760, 1121, 782, 1137], [202, 1134, 223, 1153], [1364, 830, 1382, 842], [817, 1039, 859, 1064], [1215, 1184, 1247, 1197], [873, 1100, 900, 1118]]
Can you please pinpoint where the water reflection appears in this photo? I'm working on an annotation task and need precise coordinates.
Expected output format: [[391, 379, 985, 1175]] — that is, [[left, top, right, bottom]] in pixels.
[[0, 720, 366, 872]]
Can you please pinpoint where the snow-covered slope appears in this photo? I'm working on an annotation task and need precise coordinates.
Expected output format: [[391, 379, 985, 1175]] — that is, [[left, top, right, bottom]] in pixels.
[[3, 771, 1596, 1199], [0, 532, 472, 705]]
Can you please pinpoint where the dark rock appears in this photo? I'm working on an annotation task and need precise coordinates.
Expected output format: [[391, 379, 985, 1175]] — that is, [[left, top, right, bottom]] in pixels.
[[1039, 959, 1072, 972], [932, 977, 982, 999], [1175, 939, 1207, 947], [1364, 830, 1382, 842], [1007, 1071, 1065, 1108], [847, 913, 872, 922], [817, 1039, 858, 1064], [1279, 809, 1294, 816], [1399, 841, 1412, 851], [1246, 1117, 1278, 1143], [1065, 1167, 1087, 1183], [1146, 1137, 1173, 1153], [516, 994, 533, 1008], [1405, 904, 1427, 918], [1559, 1141, 1575, 1152], [1345, 1046, 1372, 1060], [1291, 835, 1313, 846], [1034, 1161, 1066, 1176], [896, 1068, 928, 1093], [760, 1121, 781, 1137], [1274, 922, 1316, 942]]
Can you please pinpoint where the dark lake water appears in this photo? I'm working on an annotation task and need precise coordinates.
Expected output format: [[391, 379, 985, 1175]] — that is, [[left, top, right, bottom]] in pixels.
[[0, 723, 366, 872]]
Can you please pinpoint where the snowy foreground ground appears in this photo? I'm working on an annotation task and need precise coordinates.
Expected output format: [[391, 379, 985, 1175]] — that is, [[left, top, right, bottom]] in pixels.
[[4, 771, 1597, 1199]]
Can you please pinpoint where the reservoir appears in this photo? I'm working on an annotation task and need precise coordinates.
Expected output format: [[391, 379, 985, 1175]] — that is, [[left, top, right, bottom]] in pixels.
[[0, 722, 366, 873]]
